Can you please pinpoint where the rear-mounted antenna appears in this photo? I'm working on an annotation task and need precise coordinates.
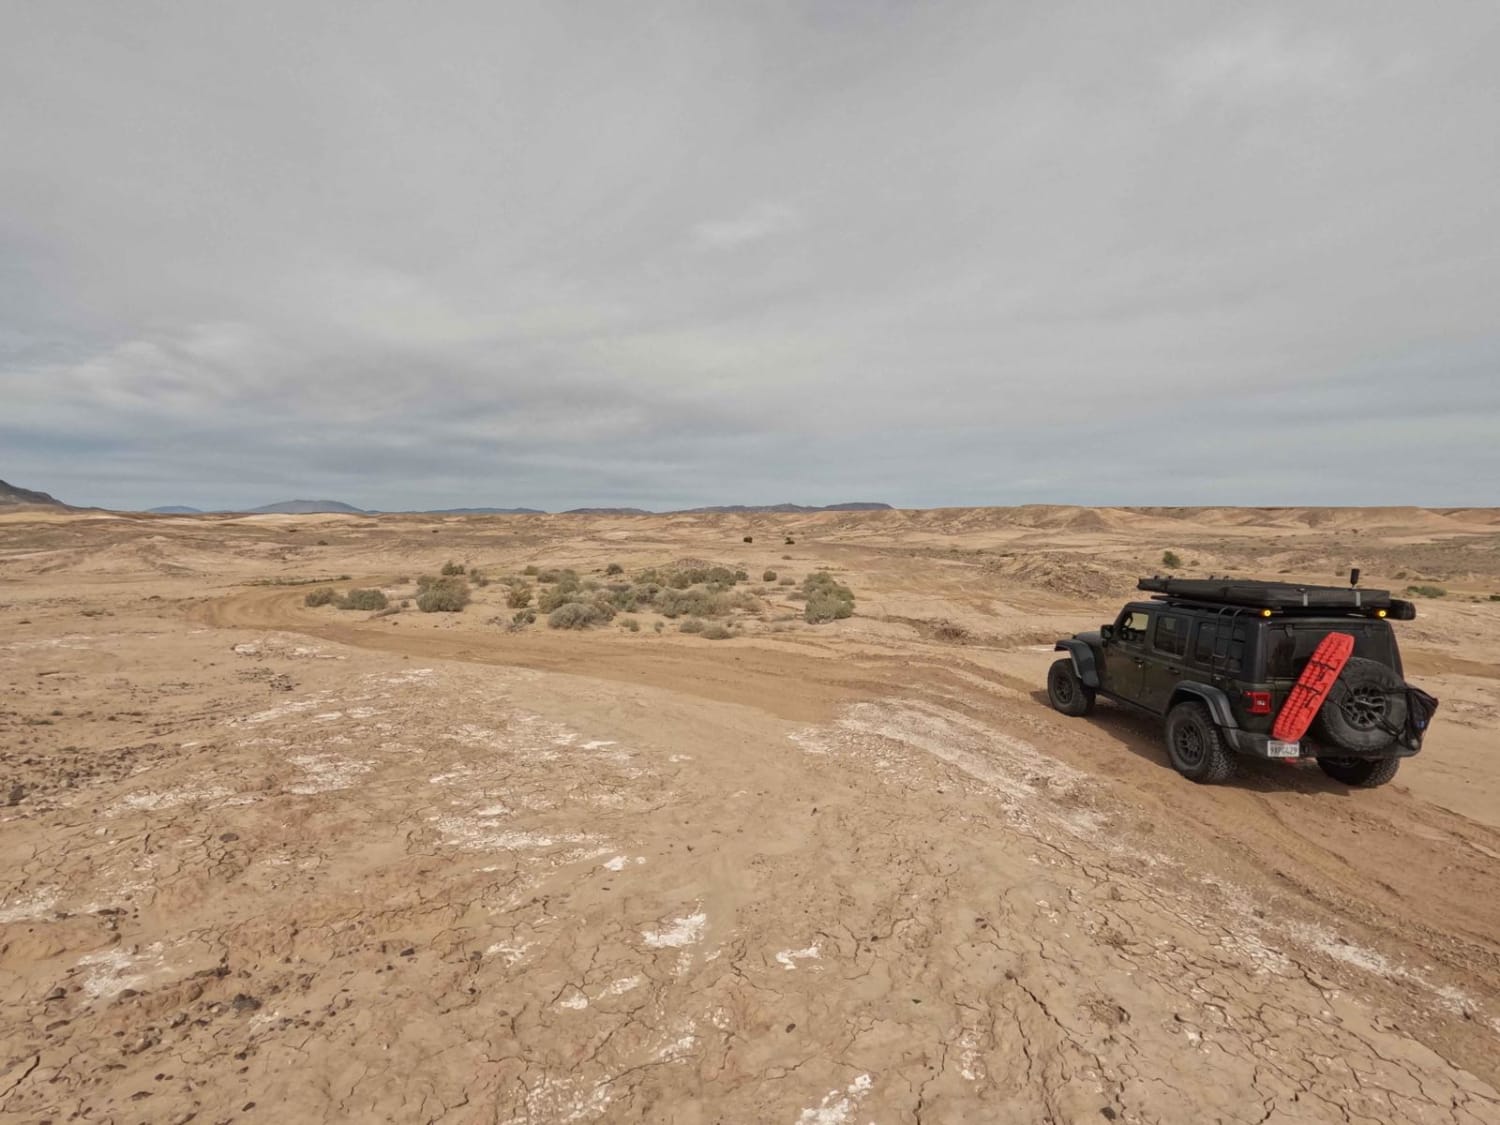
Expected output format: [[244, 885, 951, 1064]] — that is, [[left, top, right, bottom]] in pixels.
[[1350, 567, 1361, 588]]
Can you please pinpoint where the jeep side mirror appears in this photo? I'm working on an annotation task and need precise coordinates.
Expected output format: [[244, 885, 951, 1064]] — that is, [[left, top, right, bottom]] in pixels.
[[1100, 624, 1114, 642]]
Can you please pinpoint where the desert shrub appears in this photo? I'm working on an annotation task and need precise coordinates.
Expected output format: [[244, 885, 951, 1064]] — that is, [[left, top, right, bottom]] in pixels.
[[763, 569, 777, 582], [653, 621, 664, 633], [700, 623, 732, 640], [441, 560, 464, 576], [507, 585, 533, 609], [931, 620, 969, 642], [743, 536, 753, 543], [316, 539, 329, 546], [657, 587, 730, 619], [395, 575, 411, 584], [400, 599, 410, 607], [1489, 594, 1500, 602], [548, 601, 611, 630], [778, 576, 795, 586], [1405, 584, 1447, 598], [621, 617, 640, 632], [678, 617, 705, 634], [784, 537, 795, 545], [338, 588, 389, 611], [802, 571, 855, 624], [523, 564, 540, 576], [468, 567, 489, 587], [417, 577, 471, 612], [734, 569, 749, 582], [304, 587, 337, 607], [1161, 550, 1182, 569], [512, 608, 536, 626], [537, 567, 573, 584], [605, 562, 624, 576]]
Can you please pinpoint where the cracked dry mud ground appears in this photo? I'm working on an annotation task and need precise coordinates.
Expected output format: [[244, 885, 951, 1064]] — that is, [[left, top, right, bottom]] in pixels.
[[3, 507, 1500, 1123]]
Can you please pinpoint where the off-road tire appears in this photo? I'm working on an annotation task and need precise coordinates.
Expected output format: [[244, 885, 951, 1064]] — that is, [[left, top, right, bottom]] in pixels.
[[1164, 702, 1236, 784], [1315, 657, 1408, 754], [1047, 658, 1095, 717], [1318, 756, 1401, 788]]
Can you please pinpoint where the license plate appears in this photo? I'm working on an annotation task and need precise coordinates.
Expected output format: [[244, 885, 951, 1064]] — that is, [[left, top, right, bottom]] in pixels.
[[1266, 740, 1300, 758]]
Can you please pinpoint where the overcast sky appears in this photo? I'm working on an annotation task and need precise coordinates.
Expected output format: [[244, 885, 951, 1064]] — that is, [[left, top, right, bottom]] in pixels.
[[3, 2, 1497, 511]]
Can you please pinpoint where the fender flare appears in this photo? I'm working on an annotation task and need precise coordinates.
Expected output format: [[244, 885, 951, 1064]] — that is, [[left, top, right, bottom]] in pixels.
[[1054, 640, 1101, 689], [1169, 682, 1239, 729]]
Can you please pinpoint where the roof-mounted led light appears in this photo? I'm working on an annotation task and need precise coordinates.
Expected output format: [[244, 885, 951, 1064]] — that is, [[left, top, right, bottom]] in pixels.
[[1260, 608, 1273, 617], [1375, 608, 1387, 618]]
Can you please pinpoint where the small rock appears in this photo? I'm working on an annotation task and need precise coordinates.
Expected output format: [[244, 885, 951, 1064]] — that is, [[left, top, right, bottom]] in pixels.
[[44, 986, 66, 1002], [219, 832, 240, 843], [231, 994, 262, 1013]]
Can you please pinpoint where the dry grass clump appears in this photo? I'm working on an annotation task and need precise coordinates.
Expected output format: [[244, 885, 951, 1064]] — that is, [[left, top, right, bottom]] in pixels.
[[1406, 584, 1447, 598], [548, 601, 613, 630], [506, 585, 533, 609], [605, 562, 624, 576], [440, 560, 465, 576], [416, 575, 471, 612], [762, 569, 777, 582], [338, 588, 388, 611], [304, 587, 337, 607], [802, 571, 855, 624]]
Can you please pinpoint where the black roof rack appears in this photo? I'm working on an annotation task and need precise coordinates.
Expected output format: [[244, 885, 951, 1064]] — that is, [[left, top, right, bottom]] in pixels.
[[1136, 576, 1416, 619]]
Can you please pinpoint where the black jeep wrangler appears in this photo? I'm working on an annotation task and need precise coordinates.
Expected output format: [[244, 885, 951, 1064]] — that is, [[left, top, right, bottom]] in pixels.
[[1048, 576, 1438, 786]]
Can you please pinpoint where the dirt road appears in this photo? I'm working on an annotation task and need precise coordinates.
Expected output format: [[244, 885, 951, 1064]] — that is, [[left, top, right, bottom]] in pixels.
[[3, 506, 1499, 1122]]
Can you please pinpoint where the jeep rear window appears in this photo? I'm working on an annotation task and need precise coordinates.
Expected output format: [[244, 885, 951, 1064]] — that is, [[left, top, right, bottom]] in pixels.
[[1263, 622, 1397, 679], [1192, 621, 1246, 672]]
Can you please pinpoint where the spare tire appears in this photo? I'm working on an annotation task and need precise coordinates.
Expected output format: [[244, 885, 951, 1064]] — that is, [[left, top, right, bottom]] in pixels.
[[1314, 657, 1407, 753]]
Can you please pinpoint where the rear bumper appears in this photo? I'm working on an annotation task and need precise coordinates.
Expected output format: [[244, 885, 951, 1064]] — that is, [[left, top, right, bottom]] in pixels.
[[1222, 728, 1420, 759]]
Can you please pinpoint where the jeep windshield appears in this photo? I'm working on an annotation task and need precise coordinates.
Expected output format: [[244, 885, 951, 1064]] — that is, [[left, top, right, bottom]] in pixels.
[[1261, 620, 1401, 679]]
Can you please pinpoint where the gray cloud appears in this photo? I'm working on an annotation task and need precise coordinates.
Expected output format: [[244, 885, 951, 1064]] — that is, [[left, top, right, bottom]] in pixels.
[[2, 1, 1497, 511]]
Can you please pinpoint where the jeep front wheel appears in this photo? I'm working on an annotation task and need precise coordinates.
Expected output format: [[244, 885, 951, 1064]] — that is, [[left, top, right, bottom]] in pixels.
[[1164, 702, 1236, 784], [1318, 756, 1400, 788], [1047, 658, 1095, 717]]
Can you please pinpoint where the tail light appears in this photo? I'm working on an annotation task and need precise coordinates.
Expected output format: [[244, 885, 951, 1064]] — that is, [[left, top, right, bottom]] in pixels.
[[1242, 691, 1273, 715]]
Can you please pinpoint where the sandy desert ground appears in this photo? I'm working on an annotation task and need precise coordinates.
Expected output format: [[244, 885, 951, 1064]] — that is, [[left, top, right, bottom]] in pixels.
[[3, 504, 1500, 1124]]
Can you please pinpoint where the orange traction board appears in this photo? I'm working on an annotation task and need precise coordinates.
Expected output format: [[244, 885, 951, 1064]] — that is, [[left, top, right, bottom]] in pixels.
[[1272, 631, 1355, 742]]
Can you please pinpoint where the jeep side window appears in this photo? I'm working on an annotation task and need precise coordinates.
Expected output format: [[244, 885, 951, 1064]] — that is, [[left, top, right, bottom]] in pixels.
[[1193, 622, 1217, 665], [1192, 619, 1246, 672], [1153, 614, 1188, 658], [1116, 610, 1150, 645]]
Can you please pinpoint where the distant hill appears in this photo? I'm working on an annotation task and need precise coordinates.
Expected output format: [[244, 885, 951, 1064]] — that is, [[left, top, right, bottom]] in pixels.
[[421, 507, 546, 515], [675, 502, 894, 514], [562, 507, 654, 516], [248, 499, 367, 515], [147, 505, 205, 515], [0, 479, 68, 508]]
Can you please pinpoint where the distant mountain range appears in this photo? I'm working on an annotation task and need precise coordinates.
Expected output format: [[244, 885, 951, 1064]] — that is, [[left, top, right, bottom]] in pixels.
[[0, 479, 69, 508], [1, 478, 891, 516], [143, 498, 893, 515]]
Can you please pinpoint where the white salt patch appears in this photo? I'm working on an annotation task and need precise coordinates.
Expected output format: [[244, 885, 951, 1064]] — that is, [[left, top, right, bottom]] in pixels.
[[485, 940, 533, 964], [75, 943, 170, 1000], [0, 887, 59, 923], [476, 805, 511, 818], [239, 700, 320, 724], [796, 1074, 874, 1125], [287, 754, 372, 794], [581, 740, 616, 750], [775, 944, 821, 970], [115, 784, 233, 812], [642, 911, 707, 949], [599, 975, 642, 997], [559, 992, 589, 1010], [603, 856, 629, 872]]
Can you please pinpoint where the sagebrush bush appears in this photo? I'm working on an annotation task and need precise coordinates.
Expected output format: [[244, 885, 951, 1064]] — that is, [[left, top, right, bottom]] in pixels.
[[548, 601, 611, 629], [679, 617, 705, 634], [621, 617, 640, 632], [507, 585, 533, 609], [1405, 584, 1447, 598], [523, 564, 540, 576], [338, 588, 389, 611], [417, 577, 471, 612], [778, 576, 795, 586], [304, 587, 336, 607], [763, 569, 777, 582], [605, 562, 624, 576], [700, 623, 732, 640], [512, 608, 536, 626], [441, 560, 465, 576], [1161, 550, 1182, 569], [657, 588, 730, 619], [802, 571, 855, 624]]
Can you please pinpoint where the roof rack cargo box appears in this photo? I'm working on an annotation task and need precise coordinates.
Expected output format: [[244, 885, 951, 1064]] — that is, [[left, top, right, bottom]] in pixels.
[[1137, 576, 1414, 618]]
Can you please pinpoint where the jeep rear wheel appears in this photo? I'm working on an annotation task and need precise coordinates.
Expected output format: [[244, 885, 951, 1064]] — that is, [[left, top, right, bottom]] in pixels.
[[1164, 702, 1236, 784], [1318, 756, 1400, 788], [1047, 658, 1095, 717]]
